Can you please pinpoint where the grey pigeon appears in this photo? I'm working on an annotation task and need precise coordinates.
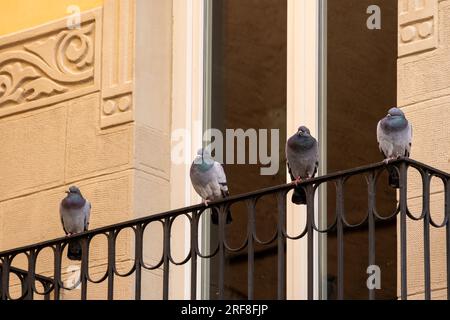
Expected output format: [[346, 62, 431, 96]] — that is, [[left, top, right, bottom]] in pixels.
[[377, 107, 412, 188], [286, 126, 319, 205], [60, 186, 91, 261], [190, 148, 232, 224]]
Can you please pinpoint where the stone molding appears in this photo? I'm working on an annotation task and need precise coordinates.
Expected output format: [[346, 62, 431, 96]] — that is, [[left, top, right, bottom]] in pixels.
[[399, 0, 438, 57], [101, 0, 135, 129]]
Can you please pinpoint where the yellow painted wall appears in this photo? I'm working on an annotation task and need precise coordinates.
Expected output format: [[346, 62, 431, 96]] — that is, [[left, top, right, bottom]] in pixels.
[[0, 0, 103, 36]]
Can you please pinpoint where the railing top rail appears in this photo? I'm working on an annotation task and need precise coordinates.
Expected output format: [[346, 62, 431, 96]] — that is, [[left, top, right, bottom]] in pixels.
[[0, 158, 447, 258]]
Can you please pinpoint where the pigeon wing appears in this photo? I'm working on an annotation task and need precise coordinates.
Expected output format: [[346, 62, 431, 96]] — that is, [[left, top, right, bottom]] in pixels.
[[83, 201, 91, 232], [190, 162, 212, 200], [311, 141, 319, 178], [376, 120, 390, 158], [59, 201, 70, 235], [60, 211, 68, 235], [313, 160, 319, 178], [214, 161, 230, 197], [287, 161, 296, 181]]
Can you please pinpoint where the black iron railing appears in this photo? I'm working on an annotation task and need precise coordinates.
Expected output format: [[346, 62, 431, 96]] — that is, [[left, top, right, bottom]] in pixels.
[[0, 266, 54, 300], [0, 158, 449, 300]]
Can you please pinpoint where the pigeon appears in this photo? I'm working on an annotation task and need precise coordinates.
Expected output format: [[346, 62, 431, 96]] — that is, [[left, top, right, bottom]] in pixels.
[[190, 148, 232, 225], [377, 107, 412, 188], [286, 126, 319, 205], [60, 186, 91, 261]]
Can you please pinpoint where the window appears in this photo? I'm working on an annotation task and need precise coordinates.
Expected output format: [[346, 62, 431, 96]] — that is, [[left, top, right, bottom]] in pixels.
[[186, 0, 399, 300]]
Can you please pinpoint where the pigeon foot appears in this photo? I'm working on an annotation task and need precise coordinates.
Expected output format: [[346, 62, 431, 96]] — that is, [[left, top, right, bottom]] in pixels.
[[294, 177, 303, 186], [383, 157, 396, 165]]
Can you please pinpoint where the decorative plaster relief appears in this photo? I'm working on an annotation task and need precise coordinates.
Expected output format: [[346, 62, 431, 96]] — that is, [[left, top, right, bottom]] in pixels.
[[101, 92, 133, 128], [0, 9, 101, 118], [399, 0, 438, 57], [101, 0, 135, 129]]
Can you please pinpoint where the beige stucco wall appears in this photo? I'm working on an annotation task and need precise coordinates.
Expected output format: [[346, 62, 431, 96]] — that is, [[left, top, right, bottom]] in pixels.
[[0, 0, 173, 300], [398, 0, 449, 299]]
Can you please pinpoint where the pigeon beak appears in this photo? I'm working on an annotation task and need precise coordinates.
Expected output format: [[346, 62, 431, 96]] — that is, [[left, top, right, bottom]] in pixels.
[[65, 191, 70, 194]]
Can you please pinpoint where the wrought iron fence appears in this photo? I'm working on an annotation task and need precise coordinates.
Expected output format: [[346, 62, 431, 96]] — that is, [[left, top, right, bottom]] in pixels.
[[0, 266, 54, 300], [0, 158, 449, 300]]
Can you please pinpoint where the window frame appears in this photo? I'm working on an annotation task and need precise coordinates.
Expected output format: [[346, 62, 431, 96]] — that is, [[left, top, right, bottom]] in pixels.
[[170, 0, 327, 300]]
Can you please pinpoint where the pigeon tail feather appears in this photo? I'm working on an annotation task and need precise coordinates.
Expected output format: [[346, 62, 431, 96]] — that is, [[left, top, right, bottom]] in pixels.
[[292, 186, 307, 205], [387, 166, 400, 189], [211, 207, 233, 225], [68, 239, 82, 261]]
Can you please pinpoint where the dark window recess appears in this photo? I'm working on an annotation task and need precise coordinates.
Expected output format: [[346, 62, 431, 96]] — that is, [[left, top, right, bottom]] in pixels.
[[210, 0, 287, 300], [327, 0, 398, 300]]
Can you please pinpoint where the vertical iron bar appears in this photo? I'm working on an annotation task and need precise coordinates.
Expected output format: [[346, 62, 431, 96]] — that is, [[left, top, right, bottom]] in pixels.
[[218, 206, 225, 300], [80, 237, 89, 300], [163, 218, 170, 300], [0, 262, 3, 300], [423, 174, 431, 300], [277, 192, 286, 300], [445, 179, 450, 300], [134, 225, 143, 300], [53, 244, 62, 300], [1, 256, 10, 300], [368, 173, 376, 300], [306, 185, 315, 300], [107, 232, 115, 300], [43, 281, 51, 300], [336, 180, 344, 300], [20, 274, 27, 300], [247, 199, 256, 300], [399, 162, 408, 300], [26, 251, 35, 300], [190, 212, 198, 300]]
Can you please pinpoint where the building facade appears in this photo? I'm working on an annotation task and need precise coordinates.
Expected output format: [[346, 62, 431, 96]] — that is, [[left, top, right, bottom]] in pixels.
[[0, 0, 448, 300]]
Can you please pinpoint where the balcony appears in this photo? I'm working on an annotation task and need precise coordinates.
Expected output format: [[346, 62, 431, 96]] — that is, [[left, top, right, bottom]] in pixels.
[[0, 158, 449, 300]]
